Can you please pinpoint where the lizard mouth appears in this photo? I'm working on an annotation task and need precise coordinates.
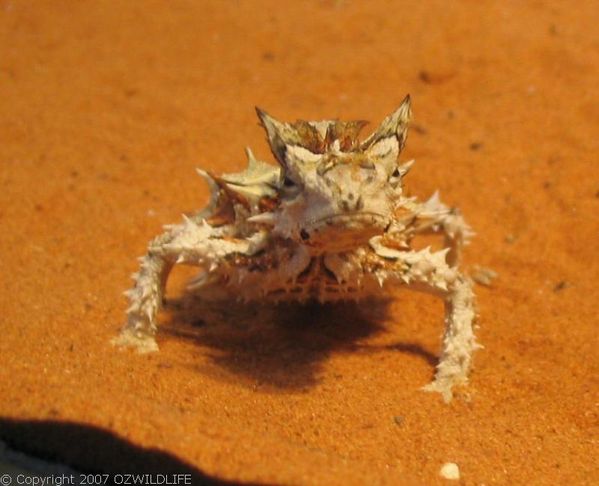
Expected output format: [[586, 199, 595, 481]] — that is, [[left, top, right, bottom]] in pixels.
[[307, 212, 389, 230], [301, 212, 389, 251]]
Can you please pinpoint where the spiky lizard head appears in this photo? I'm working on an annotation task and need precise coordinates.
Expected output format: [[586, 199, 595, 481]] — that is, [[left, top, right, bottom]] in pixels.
[[203, 96, 414, 253]]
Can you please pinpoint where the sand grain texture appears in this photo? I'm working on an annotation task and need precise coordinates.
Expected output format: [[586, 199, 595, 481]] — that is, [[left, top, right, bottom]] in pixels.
[[1, 1, 597, 484]]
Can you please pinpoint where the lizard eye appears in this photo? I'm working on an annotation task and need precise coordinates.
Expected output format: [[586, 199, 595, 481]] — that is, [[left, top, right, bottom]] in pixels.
[[391, 168, 400, 178], [280, 174, 302, 199]]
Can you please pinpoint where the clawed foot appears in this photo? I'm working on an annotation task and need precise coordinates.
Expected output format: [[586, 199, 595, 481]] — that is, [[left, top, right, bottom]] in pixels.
[[111, 328, 159, 353], [422, 374, 468, 403]]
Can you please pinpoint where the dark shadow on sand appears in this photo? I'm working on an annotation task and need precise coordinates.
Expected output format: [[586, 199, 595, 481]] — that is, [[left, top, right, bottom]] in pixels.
[[161, 295, 437, 392], [0, 418, 253, 484]]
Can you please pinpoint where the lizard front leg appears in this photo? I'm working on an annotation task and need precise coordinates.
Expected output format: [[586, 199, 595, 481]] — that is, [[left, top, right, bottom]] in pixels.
[[370, 241, 479, 402], [113, 218, 267, 352], [420, 272, 478, 402]]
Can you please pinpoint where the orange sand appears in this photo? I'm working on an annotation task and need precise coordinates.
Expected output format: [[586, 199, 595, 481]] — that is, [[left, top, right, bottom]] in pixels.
[[1, 1, 597, 484]]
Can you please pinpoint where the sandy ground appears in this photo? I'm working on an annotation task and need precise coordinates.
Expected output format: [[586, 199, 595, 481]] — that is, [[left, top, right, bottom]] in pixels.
[[1, 1, 598, 484]]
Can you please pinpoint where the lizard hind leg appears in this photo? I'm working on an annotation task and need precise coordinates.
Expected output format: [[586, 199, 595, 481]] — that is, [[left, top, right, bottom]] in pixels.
[[408, 192, 474, 268]]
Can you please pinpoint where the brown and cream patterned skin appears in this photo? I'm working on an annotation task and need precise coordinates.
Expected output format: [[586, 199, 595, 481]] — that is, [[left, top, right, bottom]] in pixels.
[[115, 96, 479, 402]]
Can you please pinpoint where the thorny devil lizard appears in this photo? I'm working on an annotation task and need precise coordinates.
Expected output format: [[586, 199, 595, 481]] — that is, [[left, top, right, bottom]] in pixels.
[[114, 95, 480, 402]]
